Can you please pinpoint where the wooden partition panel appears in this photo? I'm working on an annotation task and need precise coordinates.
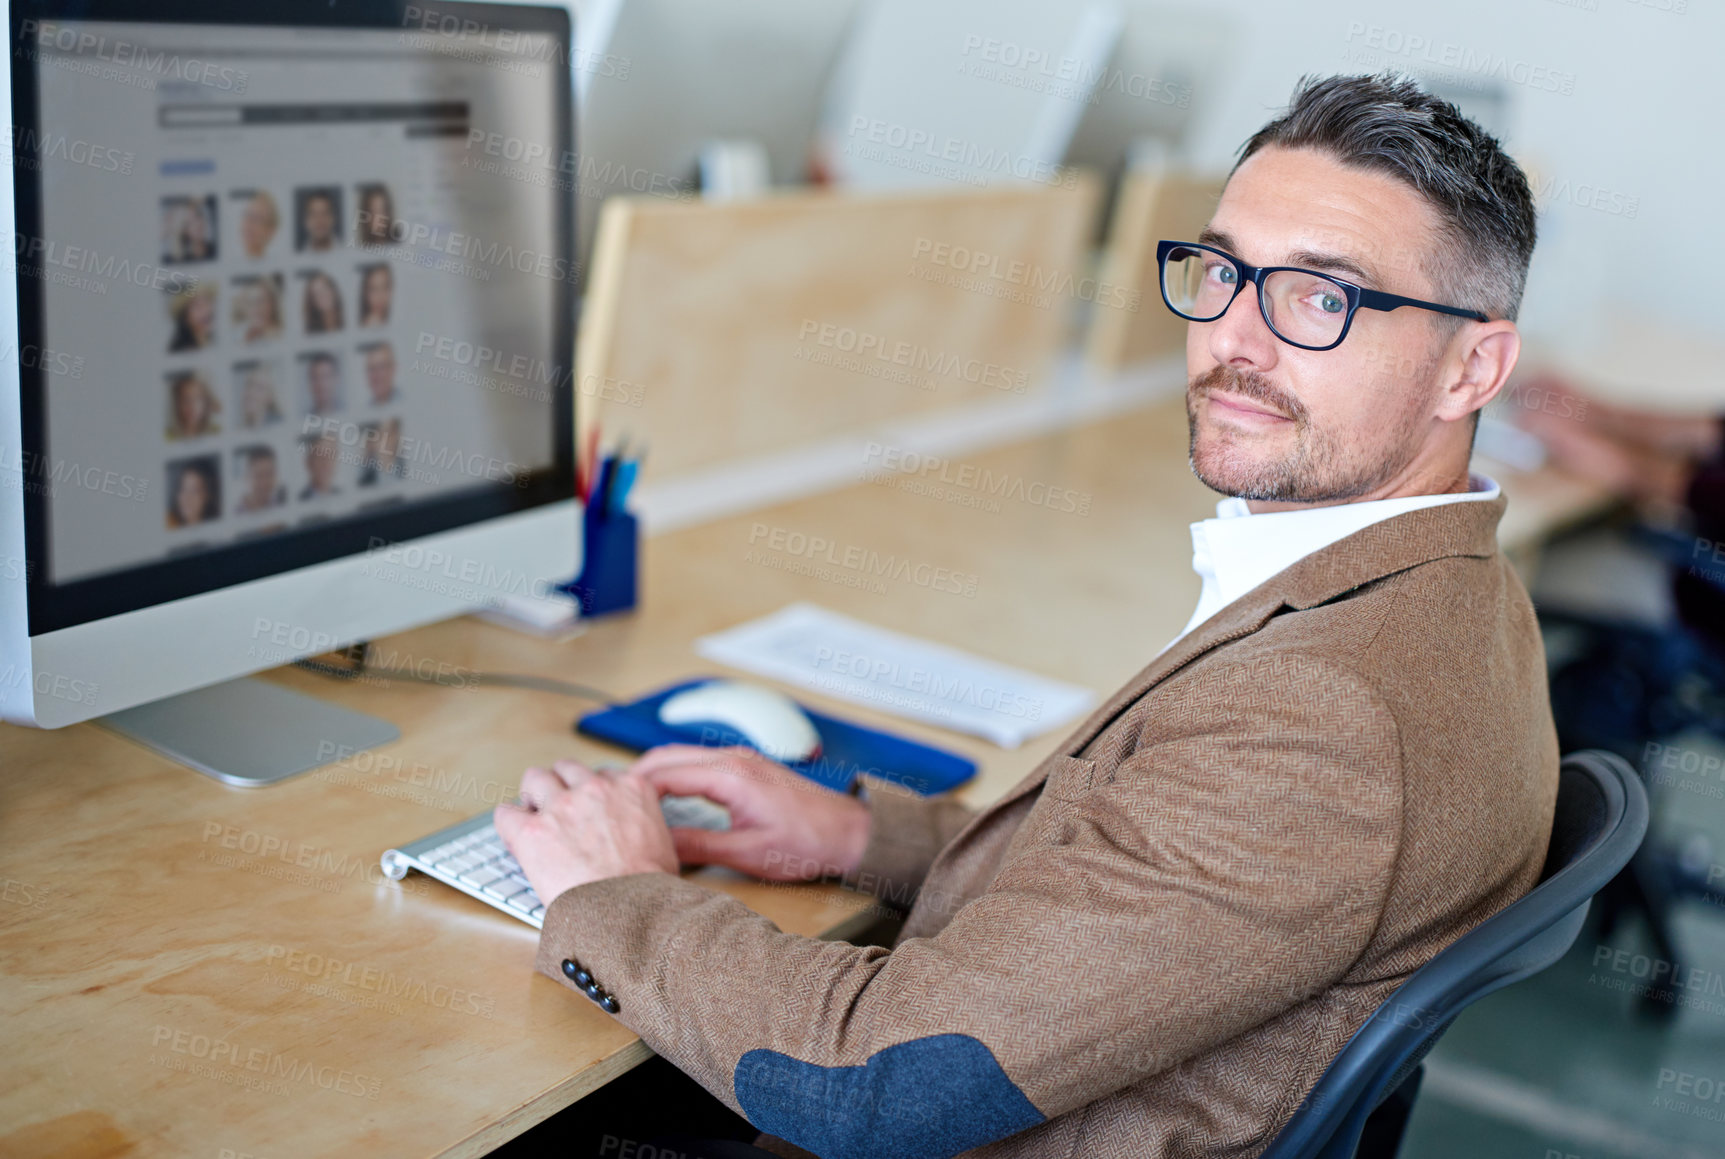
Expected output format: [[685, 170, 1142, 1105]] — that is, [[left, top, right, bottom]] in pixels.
[[576, 180, 1101, 478], [1085, 170, 1225, 374]]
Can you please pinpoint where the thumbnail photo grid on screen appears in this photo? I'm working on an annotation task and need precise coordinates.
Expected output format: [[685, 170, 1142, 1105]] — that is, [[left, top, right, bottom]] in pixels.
[[159, 183, 406, 551]]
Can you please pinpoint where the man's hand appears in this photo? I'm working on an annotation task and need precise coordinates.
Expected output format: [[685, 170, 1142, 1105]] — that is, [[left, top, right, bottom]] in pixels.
[[1514, 374, 1720, 508], [631, 745, 872, 882], [493, 761, 678, 905]]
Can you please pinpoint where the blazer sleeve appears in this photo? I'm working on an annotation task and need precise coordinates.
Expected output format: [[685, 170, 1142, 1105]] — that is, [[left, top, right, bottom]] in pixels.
[[849, 778, 978, 904], [533, 655, 1404, 1159]]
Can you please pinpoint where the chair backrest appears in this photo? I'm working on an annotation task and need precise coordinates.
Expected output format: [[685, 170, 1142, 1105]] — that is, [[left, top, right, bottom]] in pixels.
[[1259, 750, 1649, 1159]]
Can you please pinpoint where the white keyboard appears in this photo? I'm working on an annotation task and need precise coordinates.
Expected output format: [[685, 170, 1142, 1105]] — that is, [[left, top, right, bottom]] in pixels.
[[380, 795, 732, 928]]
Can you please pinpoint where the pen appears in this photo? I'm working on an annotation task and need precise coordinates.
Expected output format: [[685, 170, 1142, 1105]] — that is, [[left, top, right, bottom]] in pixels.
[[578, 424, 601, 501], [616, 440, 646, 513], [591, 453, 616, 516], [610, 458, 638, 515]]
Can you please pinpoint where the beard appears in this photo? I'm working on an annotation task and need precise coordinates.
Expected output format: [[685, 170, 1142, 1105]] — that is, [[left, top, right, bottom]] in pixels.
[[1185, 364, 1423, 503]]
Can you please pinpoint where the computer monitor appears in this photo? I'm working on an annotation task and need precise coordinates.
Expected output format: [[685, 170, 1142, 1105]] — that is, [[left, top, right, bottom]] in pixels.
[[0, 0, 579, 783]]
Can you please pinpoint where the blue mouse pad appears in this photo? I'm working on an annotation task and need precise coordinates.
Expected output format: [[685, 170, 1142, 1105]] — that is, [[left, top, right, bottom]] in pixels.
[[575, 678, 976, 795]]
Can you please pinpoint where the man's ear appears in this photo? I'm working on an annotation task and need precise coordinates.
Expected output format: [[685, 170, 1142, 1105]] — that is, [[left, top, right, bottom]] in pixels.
[[1437, 320, 1520, 422]]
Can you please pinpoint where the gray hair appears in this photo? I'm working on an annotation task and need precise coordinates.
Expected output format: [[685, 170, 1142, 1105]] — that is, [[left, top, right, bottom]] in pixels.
[[1234, 72, 1536, 323]]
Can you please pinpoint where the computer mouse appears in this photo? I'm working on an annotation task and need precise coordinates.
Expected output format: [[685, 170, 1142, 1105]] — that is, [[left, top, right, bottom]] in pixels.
[[657, 680, 822, 763]]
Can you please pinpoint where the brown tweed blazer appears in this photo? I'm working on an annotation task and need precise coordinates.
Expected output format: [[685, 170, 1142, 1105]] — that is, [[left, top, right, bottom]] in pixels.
[[536, 495, 1559, 1159]]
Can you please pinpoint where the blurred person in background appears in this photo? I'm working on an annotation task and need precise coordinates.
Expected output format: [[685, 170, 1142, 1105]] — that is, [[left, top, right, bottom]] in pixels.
[[1512, 374, 1725, 742], [1509, 376, 1725, 1015]]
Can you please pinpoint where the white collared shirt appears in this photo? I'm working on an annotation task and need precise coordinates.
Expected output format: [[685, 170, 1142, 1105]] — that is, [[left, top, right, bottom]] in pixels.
[[1173, 473, 1501, 644]]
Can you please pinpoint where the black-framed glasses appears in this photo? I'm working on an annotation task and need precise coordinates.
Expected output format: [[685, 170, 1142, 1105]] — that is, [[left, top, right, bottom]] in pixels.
[[1155, 240, 1490, 352]]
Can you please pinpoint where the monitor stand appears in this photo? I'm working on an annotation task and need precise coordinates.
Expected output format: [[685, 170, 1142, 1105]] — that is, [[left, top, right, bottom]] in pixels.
[[99, 677, 400, 787]]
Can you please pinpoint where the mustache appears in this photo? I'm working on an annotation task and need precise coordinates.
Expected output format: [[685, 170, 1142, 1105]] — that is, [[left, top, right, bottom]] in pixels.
[[1188, 365, 1305, 422]]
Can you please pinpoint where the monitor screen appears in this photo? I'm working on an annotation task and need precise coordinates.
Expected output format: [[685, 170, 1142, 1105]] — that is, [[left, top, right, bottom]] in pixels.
[[11, 1, 576, 634]]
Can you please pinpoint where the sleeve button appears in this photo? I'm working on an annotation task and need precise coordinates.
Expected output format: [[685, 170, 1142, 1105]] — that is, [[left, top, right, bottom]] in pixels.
[[599, 994, 620, 1014], [560, 959, 579, 980], [574, 968, 594, 988]]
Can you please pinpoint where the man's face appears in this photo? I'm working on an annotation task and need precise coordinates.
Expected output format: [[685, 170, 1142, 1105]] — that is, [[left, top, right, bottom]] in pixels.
[[1185, 146, 1460, 505], [309, 359, 338, 409], [366, 346, 395, 401], [247, 453, 278, 502], [306, 434, 338, 489], [304, 195, 336, 248]]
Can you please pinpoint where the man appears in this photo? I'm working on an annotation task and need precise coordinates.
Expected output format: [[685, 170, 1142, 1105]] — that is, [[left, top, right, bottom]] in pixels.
[[362, 342, 398, 406], [234, 445, 285, 513], [298, 188, 339, 252], [358, 419, 406, 486], [298, 428, 342, 500], [496, 74, 1559, 1158], [304, 352, 343, 417]]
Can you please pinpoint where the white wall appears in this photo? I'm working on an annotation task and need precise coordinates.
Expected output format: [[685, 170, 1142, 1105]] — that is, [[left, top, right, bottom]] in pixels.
[[1176, 0, 1723, 360]]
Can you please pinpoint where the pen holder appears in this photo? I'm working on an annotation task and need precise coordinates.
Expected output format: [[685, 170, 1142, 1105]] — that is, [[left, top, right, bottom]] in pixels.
[[564, 503, 639, 617]]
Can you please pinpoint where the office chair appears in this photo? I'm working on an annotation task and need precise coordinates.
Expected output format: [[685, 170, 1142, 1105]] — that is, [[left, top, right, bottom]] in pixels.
[[1258, 749, 1649, 1159]]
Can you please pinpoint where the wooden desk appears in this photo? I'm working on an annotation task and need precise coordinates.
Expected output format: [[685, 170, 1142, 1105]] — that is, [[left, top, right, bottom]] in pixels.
[[0, 396, 1613, 1158]]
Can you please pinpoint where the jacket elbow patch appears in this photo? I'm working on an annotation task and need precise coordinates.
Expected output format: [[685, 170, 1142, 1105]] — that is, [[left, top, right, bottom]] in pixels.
[[733, 1033, 1043, 1159]]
